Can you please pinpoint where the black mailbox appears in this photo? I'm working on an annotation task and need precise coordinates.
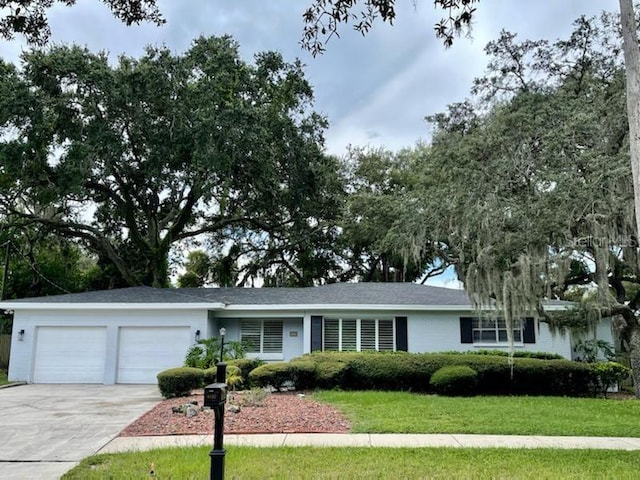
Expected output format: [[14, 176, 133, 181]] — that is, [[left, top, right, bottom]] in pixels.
[[204, 383, 227, 408]]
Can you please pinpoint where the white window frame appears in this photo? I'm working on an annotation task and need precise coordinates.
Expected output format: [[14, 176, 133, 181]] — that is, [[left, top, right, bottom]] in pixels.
[[322, 317, 395, 352], [472, 317, 523, 345], [241, 319, 284, 361]]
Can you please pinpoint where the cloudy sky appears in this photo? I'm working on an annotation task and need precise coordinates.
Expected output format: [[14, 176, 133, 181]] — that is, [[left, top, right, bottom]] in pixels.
[[0, 0, 623, 288], [0, 0, 621, 155]]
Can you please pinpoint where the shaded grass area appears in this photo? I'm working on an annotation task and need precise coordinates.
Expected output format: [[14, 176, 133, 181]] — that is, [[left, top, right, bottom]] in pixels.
[[313, 391, 640, 437], [0, 369, 8, 386], [63, 446, 640, 479]]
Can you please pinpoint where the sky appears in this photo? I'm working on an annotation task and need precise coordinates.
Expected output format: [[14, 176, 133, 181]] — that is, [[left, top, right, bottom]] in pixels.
[[0, 0, 622, 288]]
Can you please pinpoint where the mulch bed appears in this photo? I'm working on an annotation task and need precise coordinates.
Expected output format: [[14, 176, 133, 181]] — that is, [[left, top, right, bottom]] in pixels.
[[120, 390, 352, 436]]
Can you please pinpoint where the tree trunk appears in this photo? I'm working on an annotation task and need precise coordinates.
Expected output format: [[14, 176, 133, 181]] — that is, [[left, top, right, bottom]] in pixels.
[[620, 0, 640, 246], [628, 323, 640, 398]]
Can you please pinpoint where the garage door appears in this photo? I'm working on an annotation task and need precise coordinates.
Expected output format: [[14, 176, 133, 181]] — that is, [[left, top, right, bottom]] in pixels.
[[117, 327, 191, 384], [34, 326, 107, 383]]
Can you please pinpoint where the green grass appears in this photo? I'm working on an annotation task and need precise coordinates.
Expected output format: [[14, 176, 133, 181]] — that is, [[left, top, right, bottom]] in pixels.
[[62, 446, 640, 479], [0, 369, 8, 386], [313, 391, 640, 437]]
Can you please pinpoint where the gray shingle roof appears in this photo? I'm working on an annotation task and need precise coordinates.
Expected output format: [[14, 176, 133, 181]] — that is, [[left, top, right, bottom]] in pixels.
[[4, 283, 472, 306]]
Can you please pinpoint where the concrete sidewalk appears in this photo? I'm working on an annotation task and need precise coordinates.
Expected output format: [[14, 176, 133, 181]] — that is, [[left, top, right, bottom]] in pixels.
[[100, 433, 640, 454]]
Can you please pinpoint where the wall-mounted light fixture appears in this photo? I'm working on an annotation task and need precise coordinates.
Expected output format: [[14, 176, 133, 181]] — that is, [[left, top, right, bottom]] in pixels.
[[219, 327, 226, 363], [17, 329, 24, 341], [195, 329, 201, 342]]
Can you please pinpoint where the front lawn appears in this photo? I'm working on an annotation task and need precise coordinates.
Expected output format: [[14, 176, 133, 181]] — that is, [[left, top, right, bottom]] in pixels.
[[62, 446, 640, 479], [313, 391, 640, 437]]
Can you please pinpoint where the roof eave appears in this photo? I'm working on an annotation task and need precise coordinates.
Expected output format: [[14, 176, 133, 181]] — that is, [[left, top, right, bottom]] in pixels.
[[0, 302, 226, 311]]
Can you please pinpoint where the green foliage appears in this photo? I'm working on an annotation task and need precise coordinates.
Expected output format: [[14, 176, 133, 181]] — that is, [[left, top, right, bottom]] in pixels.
[[203, 364, 243, 390], [61, 445, 640, 480], [156, 367, 204, 398], [227, 358, 264, 384], [0, 36, 343, 287], [184, 337, 251, 369], [314, 390, 640, 437], [250, 352, 594, 396], [0, 0, 163, 46], [430, 365, 478, 396], [184, 338, 218, 369], [573, 339, 616, 363], [438, 350, 564, 360], [177, 250, 212, 288], [592, 362, 631, 397], [248, 360, 316, 390]]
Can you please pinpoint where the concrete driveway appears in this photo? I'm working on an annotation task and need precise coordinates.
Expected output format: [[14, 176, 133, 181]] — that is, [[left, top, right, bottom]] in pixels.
[[0, 384, 161, 480]]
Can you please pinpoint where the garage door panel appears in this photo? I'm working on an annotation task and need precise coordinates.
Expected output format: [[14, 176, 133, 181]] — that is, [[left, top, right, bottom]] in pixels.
[[34, 327, 106, 383], [117, 327, 191, 384]]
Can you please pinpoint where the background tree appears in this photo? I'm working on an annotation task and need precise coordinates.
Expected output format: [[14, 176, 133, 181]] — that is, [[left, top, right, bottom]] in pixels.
[[392, 14, 640, 393], [339, 146, 444, 282], [0, 36, 339, 287], [0, 0, 163, 45]]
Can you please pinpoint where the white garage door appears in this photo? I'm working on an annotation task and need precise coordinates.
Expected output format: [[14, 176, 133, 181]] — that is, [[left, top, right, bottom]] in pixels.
[[117, 327, 191, 384], [34, 326, 107, 383]]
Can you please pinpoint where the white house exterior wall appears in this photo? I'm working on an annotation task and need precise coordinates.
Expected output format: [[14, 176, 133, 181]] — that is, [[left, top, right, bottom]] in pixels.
[[6, 297, 617, 384], [9, 308, 208, 384], [405, 311, 574, 358], [212, 311, 304, 361]]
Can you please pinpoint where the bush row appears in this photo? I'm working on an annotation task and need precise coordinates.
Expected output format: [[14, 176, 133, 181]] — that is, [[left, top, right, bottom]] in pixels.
[[248, 352, 622, 397], [438, 349, 565, 360], [157, 358, 264, 398]]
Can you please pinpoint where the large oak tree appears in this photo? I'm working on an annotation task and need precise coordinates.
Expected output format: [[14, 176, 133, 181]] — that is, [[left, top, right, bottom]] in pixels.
[[0, 35, 342, 287]]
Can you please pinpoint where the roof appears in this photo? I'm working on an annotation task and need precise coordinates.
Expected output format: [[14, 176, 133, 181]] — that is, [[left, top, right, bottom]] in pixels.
[[0, 282, 570, 311], [2, 283, 470, 307]]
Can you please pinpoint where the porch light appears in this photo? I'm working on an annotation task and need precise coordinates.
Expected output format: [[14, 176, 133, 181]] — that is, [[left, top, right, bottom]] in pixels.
[[17, 329, 24, 341], [219, 327, 226, 363], [195, 329, 201, 341]]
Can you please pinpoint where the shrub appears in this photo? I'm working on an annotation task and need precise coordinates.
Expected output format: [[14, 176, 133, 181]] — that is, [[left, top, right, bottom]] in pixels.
[[307, 353, 350, 389], [592, 361, 631, 397], [249, 362, 292, 389], [228, 358, 264, 386], [279, 352, 595, 396], [438, 350, 565, 360], [248, 360, 316, 390], [184, 338, 219, 369], [430, 365, 478, 396], [157, 367, 204, 398], [203, 365, 243, 389]]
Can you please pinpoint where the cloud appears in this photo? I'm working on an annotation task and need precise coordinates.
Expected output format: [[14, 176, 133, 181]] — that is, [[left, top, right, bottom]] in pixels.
[[0, 0, 622, 158]]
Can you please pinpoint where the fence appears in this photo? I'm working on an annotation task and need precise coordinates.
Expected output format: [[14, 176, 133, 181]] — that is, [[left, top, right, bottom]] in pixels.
[[0, 334, 10, 369]]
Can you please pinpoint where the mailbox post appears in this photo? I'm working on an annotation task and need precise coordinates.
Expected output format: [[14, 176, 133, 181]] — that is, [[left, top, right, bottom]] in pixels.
[[204, 362, 228, 480]]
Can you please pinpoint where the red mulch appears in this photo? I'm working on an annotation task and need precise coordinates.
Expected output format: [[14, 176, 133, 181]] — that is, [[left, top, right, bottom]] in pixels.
[[120, 390, 351, 436]]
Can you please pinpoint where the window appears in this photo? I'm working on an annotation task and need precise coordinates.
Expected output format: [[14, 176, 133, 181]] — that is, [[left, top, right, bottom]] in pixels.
[[472, 318, 523, 344], [241, 319, 283, 354], [323, 318, 395, 352]]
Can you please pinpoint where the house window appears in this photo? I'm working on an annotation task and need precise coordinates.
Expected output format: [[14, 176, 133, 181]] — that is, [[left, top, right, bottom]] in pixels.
[[241, 319, 283, 354], [323, 318, 395, 352], [472, 318, 523, 343]]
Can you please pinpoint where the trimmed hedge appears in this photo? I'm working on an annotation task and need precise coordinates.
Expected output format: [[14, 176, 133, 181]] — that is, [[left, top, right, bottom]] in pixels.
[[246, 352, 596, 396], [439, 349, 565, 360], [249, 360, 316, 390], [430, 365, 478, 396], [157, 367, 204, 398]]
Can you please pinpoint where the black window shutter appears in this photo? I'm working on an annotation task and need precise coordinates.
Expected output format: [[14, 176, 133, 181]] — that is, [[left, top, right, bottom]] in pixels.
[[523, 317, 536, 344], [395, 316, 408, 351], [311, 316, 323, 352], [460, 317, 473, 344]]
